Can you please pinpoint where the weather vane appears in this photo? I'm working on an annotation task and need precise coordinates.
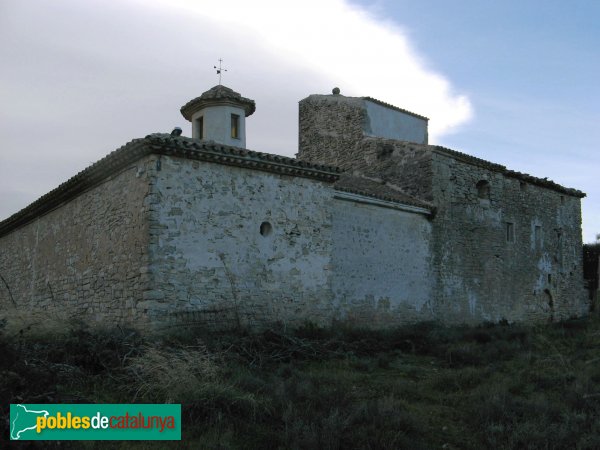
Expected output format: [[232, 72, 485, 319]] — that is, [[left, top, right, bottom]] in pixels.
[[214, 58, 227, 84]]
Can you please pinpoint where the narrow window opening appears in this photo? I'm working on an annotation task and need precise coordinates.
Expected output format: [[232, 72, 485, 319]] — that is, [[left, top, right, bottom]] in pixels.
[[544, 289, 555, 322], [260, 221, 272, 237], [520, 181, 527, 191], [476, 180, 490, 200], [534, 225, 543, 249], [556, 230, 563, 266], [506, 222, 515, 242], [231, 114, 240, 139], [198, 116, 204, 139]]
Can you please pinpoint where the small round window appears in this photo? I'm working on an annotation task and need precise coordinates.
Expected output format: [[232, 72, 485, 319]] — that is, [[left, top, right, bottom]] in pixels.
[[260, 221, 272, 237]]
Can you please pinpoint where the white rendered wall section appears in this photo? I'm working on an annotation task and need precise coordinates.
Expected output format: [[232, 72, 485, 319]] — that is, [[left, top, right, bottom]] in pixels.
[[364, 100, 428, 144], [331, 197, 433, 325], [191, 105, 247, 148]]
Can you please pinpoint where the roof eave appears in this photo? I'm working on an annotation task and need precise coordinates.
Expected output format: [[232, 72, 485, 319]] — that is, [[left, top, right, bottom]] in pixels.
[[0, 136, 342, 238]]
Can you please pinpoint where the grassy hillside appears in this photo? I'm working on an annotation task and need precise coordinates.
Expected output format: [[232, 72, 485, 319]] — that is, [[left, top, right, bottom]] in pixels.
[[2, 316, 600, 449]]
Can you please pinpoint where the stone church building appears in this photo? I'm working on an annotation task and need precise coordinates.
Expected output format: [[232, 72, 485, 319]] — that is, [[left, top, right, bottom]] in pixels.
[[0, 85, 588, 331]]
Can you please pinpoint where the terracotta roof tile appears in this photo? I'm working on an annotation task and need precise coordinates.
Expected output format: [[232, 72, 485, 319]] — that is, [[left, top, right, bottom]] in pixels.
[[181, 85, 256, 120], [0, 135, 341, 237], [362, 97, 428, 121], [334, 174, 433, 211], [431, 145, 585, 197]]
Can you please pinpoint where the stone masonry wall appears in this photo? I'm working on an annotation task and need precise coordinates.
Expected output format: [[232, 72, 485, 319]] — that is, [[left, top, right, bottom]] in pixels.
[[353, 139, 434, 202], [429, 152, 587, 323], [298, 95, 434, 201], [583, 243, 599, 305], [297, 95, 587, 324], [331, 197, 434, 326], [0, 157, 154, 327], [144, 155, 335, 330], [298, 95, 367, 169]]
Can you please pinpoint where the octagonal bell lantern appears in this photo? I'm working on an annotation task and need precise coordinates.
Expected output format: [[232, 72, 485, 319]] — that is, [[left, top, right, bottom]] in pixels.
[[180, 85, 255, 148]]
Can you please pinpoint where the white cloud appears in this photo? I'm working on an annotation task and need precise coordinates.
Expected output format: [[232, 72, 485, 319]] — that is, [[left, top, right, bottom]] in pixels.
[[146, 0, 473, 142], [0, 0, 472, 220]]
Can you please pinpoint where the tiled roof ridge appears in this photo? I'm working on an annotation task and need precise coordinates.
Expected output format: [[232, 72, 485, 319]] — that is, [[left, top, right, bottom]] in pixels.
[[355, 174, 434, 208], [181, 85, 256, 119], [363, 137, 584, 198], [503, 169, 585, 197], [0, 134, 341, 238], [145, 134, 341, 177], [334, 174, 433, 211], [431, 144, 506, 171], [380, 182, 435, 208], [334, 184, 432, 210], [0, 137, 150, 238], [361, 96, 429, 121], [431, 144, 586, 198], [300, 93, 428, 121]]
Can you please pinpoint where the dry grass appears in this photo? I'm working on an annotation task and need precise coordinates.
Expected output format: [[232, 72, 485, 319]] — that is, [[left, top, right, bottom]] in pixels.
[[127, 345, 220, 402], [3, 315, 600, 449]]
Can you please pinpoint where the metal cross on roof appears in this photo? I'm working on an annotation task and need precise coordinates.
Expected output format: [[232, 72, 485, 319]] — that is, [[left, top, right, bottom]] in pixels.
[[214, 58, 227, 84]]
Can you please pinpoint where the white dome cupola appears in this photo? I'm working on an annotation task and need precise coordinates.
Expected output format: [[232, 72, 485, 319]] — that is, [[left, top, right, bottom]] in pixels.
[[180, 85, 255, 148]]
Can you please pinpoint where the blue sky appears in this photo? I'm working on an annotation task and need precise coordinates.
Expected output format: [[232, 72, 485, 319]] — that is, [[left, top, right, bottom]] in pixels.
[[371, 0, 598, 157], [358, 0, 599, 242], [0, 0, 598, 241]]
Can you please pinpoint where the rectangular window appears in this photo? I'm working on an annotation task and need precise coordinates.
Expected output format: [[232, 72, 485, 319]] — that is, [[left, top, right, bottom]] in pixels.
[[197, 116, 204, 139], [231, 114, 240, 139], [506, 222, 515, 242], [534, 225, 542, 248], [556, 230, 563, 266]]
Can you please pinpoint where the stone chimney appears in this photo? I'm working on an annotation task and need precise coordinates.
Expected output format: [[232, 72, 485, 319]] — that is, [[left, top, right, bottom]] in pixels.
[[180, 85, 255, 148]]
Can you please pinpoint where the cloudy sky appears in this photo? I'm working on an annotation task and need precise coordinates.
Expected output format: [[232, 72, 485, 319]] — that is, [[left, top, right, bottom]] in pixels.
[[1, 0, 598, 242]]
